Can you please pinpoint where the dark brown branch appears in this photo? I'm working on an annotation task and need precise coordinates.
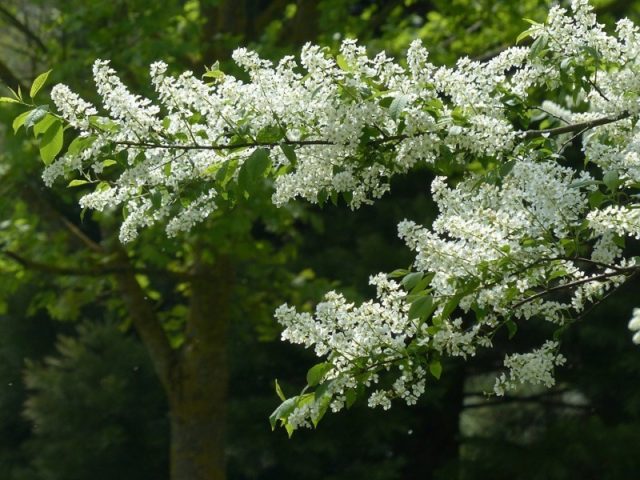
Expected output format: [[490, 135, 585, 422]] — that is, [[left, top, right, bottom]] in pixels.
[[19, 183, 106, 254], [58, 210, 104, 253], [512, 267, 638, 310], [587, 77, 610, 102], [2, 249, 188, 279], [524, 112, 630, 138], [571, 269, 640, 324], [114, 111, 632, 154], [114, 138, 333, 151], [112, 254, 177, 392]]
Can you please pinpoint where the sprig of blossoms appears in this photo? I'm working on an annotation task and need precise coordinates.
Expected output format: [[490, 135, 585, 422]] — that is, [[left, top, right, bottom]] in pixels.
[[494, 341, 567, 396], [629, 308, 640, 345]]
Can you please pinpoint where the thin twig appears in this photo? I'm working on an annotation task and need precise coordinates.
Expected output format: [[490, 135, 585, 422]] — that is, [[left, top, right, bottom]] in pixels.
[[524, 112, 629, 138], [112, 111, 633, 153], [512, 268, 637, 309]]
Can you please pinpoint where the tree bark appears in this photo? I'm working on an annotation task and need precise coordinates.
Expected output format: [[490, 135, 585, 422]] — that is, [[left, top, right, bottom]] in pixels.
[[168, 254, 234, 480]]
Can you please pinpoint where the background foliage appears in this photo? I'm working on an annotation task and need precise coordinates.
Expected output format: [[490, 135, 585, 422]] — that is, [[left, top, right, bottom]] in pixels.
[[1, 1, 640, 479]]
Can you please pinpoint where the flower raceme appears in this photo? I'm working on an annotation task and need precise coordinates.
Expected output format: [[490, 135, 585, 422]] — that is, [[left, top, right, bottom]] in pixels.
[[4, 0, 640, 432]]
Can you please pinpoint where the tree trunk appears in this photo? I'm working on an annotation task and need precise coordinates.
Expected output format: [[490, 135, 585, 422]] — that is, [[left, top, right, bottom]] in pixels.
[[168, 254, 233, 480], [170, 402, 227, 480]]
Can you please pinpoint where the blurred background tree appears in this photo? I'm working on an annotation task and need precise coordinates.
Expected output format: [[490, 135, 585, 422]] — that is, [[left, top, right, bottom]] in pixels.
[[1, 1, 640, 479]]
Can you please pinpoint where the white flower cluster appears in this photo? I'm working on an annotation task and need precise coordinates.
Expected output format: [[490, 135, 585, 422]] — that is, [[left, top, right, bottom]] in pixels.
[[588, 206, 640, 239], [629, 308, 640, 345], [41, 0, 640, 429], [50, 85, 97, 130], [43, 5, 572, 241], [494, 341, 566, 396], [275, 274, 427, 415]]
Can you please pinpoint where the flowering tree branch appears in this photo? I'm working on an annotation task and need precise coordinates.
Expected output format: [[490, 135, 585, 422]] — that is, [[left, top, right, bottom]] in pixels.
[[4, 0, 640, 434], [114, 111, 632, 153]]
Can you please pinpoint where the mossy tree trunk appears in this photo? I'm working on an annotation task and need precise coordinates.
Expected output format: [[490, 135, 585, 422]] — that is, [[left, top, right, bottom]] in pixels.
[[114, 246, 233, 480], [168, 255, 233, 480]]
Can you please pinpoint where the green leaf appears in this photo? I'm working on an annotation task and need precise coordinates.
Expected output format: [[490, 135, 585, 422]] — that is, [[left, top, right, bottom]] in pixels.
[[12, 110, 31, 133], [436, 293, 463, 324], [89, 115, 118, 132], [68, 179, 89, 187], [516, 27, 535, 44], [408, 295, 435, 321], [203, 61, 224, 82], [529, 34, 548, 59], [499, 160, 516, 177], [102, 159, 117, 168], [603, 170, 621, 192], [306, 362, 332, 387], [569, 179, 601, 189], [613, 234, 625, 249], [202, 69, 224, 81], [39, 119, 63, 165], [410, 273, 434, 294], [280, 143, 297, 164], [379, 96, 393, 108], [344, 390, 357, 409], [24, 106, 49, 130], [67, 135, 90, 155], [314, 380, 331, 400], [33, 113, 57, 137], [588, 190, 606, 209], [215, 159, 239, 188], [429, 360, 442, 380], [0, 97, 20, 104], [336, 54, 350, 71], [389, 94, 408, 120], [505, 320, 518, 339], [402, 272, 423, 290], [311, 388, 332, 427], [388, 268, 410, 279], [238, 148, 271, 190], [30, 69, 52, 98], [269, 397, 297, 430], [274, 379, 286, 402], [256, 125, 284, 143]]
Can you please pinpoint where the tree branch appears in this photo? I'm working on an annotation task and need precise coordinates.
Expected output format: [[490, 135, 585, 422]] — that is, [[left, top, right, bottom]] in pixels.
[[112, 252, 177, 393], [2, 249, 188, 279], [112, 111, 632, 155], [512, 267, 637, 310], [523, 111, 630, 138], [114, 138, 333, 151]]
